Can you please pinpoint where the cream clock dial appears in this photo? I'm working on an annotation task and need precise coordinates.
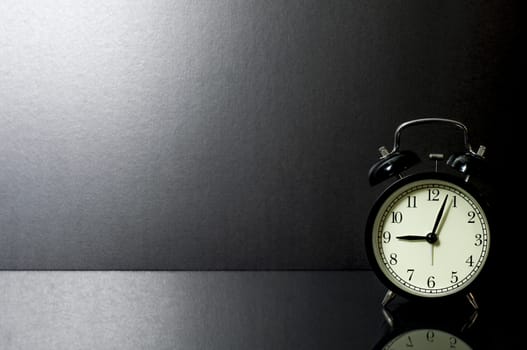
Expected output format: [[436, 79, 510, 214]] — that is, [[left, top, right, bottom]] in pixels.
[[366, 173, 490, 298]]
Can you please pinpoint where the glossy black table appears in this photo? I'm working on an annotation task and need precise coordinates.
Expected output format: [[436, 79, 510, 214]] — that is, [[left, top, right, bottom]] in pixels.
[[0, 271, 505, 349]]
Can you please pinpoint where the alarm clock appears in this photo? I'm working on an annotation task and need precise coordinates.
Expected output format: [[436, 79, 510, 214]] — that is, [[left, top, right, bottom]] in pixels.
[[365, 118, 490, 307]]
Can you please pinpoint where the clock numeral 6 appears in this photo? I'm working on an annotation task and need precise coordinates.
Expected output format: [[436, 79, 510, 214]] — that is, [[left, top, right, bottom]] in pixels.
[[427, 276, 436, 288]]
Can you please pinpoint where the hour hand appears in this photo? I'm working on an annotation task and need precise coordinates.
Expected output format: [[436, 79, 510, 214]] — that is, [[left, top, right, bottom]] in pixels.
[[396, 235, 428, 241]]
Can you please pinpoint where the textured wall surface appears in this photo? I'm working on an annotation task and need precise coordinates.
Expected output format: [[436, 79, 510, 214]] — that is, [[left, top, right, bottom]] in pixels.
[[0, 1, 516, 269]]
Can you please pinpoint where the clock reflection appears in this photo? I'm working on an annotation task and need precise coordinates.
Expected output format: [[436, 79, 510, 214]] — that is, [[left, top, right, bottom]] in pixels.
[[382, 328, 472, 349], [372, 299, 485, 349]]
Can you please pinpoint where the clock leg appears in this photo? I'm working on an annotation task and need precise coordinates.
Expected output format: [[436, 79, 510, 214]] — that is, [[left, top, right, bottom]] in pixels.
[[466, 292, 479, 310], [381, 289, 396, 307], [381, 290, 397, 328]]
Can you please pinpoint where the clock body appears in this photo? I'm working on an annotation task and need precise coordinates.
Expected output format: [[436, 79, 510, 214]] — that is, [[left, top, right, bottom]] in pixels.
[[365, 172, 490, 299]]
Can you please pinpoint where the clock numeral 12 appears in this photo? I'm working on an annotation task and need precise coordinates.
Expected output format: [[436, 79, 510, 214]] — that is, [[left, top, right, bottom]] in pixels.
[[428, 189, 440, 201], [426, 330, 435, 342]]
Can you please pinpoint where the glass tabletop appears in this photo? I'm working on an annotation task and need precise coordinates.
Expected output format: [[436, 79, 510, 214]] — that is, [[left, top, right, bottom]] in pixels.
[[0, 271, 506, 349]]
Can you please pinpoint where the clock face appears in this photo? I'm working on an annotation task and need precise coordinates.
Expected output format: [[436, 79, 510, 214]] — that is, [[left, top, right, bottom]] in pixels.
[[367, 174, 490, 298], [383, 329, 472, 349]]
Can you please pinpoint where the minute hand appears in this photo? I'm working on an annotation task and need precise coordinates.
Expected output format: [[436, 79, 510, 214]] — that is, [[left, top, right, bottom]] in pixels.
[[431, 194, 449, 235]]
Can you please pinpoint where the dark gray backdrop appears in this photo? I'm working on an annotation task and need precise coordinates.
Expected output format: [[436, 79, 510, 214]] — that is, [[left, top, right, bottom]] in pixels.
[[0, 1, 515, 269]]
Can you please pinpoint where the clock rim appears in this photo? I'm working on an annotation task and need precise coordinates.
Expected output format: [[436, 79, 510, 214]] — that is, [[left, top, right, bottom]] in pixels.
[[365, 172, 491, 300]]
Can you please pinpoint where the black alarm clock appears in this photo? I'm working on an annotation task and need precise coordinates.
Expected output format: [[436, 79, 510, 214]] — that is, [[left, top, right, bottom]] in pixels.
[[365, 118, 490, 307]]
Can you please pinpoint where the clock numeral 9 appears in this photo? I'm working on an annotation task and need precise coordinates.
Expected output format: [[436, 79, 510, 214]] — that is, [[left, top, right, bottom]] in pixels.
[[382, 231, 391, 243]]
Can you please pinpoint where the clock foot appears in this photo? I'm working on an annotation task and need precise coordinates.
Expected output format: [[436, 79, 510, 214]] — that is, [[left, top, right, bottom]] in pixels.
[[466, 292, 479, 310], [381, 290, 397, 328], [382, 289, 396, 307]]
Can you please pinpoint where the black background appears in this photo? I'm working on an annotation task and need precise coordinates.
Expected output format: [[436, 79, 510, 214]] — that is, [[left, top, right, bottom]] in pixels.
[[0, 1, 517, 270]]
